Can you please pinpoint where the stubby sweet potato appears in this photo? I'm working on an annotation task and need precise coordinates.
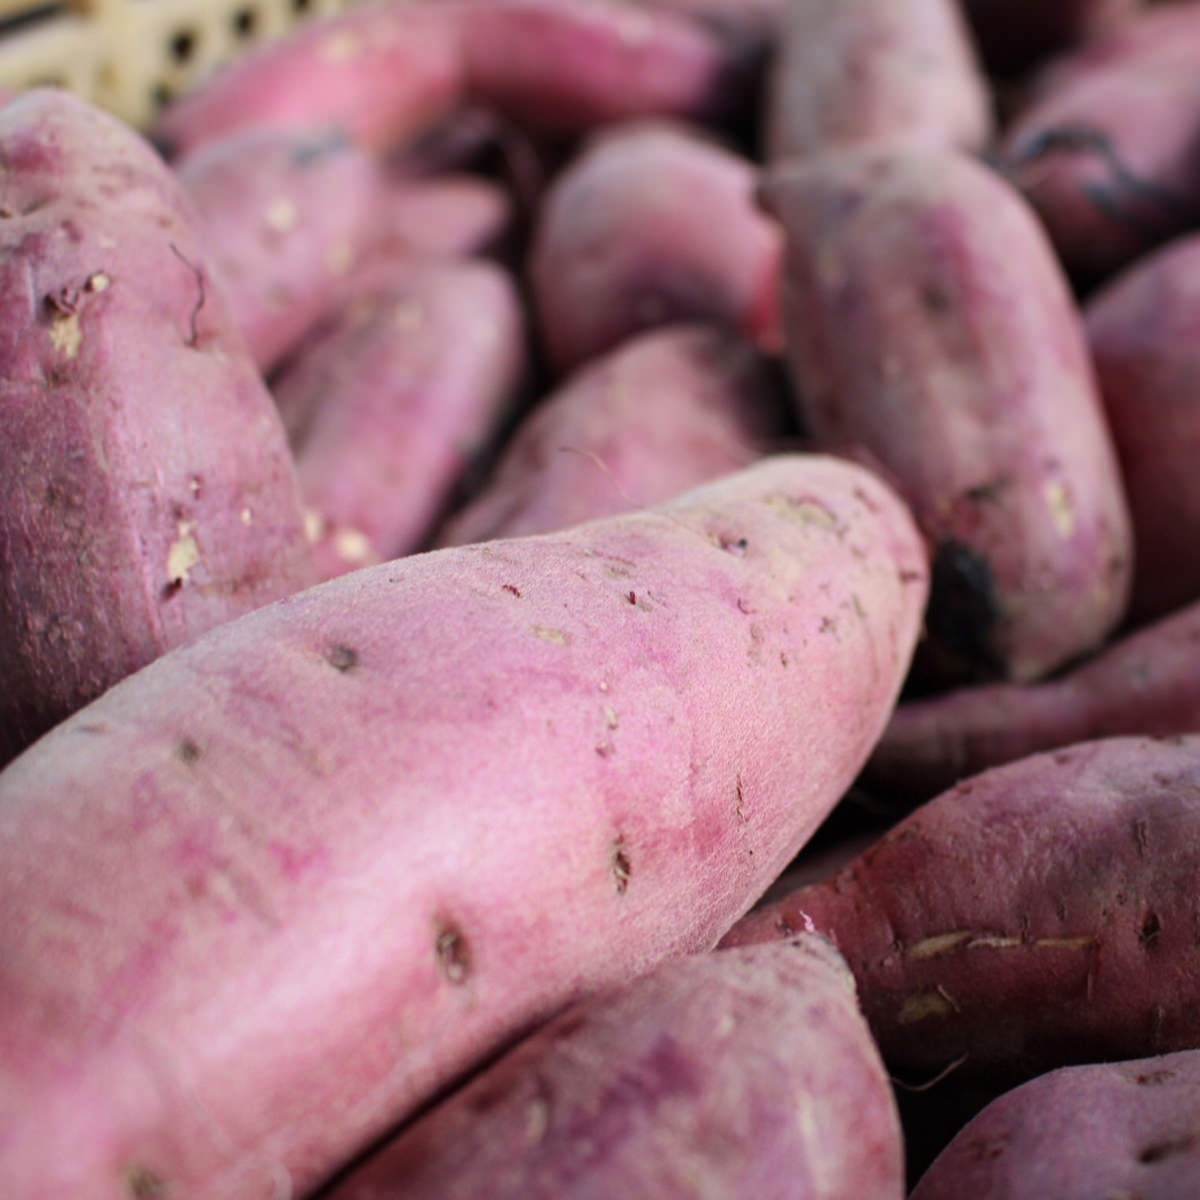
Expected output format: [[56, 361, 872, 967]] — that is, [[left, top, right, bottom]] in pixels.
[[766, 146, 1132, 684], [324, 935, 904, 1200], [529, 121, 783, 374], [0, 89, 311, 766], [911, 1050, 1200, 1199], [274, 260, 526, 579], [999, 8, 1200, 285], [725, 735, 1200, 1084], [765, 0, 991, 163], [1085, 232, 1200, 619], [0, 454, 927, 1199], [437, 324, 786, 546], [869, 594, 1200, 801]]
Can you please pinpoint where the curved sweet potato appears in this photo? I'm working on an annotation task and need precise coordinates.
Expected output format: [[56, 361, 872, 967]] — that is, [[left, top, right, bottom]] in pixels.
[[436, 324, 786, 546], [0, 90, 311, 766], [726, 736, 1200, 1084], [766, 145, 1132, 684], [0, 454, 927, 1198], [325, 936, 905, 1200]]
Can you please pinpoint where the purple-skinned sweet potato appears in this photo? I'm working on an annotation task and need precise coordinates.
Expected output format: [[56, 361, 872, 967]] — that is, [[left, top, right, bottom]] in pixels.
[[912, 1049, 1200, 1199], [766, 145, 1133, 684], [529, 121, 783, 374], [367, 173, 513, 262], [999, 10, 1200, 285], [725, 735, 1200, 1083], [323, 935, 905, 1200], [436, 324, 786, 546], [0, 89, 312, 766], [0, 453, 927, 1198], [275, 260, 526, 579], [1085, 232, 1200, 619], [868, 595, 1200, 801], [766, 0, 991, 163]]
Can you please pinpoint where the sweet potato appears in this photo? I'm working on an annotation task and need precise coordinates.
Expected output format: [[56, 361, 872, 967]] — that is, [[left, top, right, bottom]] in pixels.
[[868, 594, 1200, 801], [765, 146, 1132, 684], [999, 12, 1200, 285], [324, 936, 905, 1200], [275, 260, 526, 579], [0, 454, 927, 1199], [530, 121, 783, 374], [1085, 232, 1200, 619], [0, 89, 311, 766], [911, 1050, 1200, 1199], [367, 173, 513, 262], [725, 735, 1200, 1083], [765, 0, 991, 163], [436, 324, 786, 546]]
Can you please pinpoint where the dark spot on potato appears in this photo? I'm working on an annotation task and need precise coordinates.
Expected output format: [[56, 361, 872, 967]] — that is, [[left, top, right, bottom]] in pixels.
[[1139, 1134, 1195, 1164], [927, 539, 1004, 678], [125, 1165, 166, 1197], [775, 914, 795, 936], [627, 591, 636, 605], [964, 477, 1011, 505], [554, 1012, 588, 1041], [898, 567, 924, 585], [921, 282, 952, 314], [435, 922, 470, 984], [161, 578, 183, 600], [719, 535, 748, 556], [325, 645, 358, 673], [75, 722, 109, 736], [1133, 819, 1150, 858], [176, 738, 200, 764], [1140, 911, 1163, 947], [502, 584, 521, 597], [611, 839, 631, 895], [1136, 1069, 1176, 1087]]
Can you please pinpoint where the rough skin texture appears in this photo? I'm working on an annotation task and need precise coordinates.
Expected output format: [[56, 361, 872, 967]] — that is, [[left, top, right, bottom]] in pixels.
[[868, 598, 1200, 800], [530, 121, 783, 374], [437, 324, 787, 546], [0, 90, 312, 766], [725, 736, 1200, 1085], [0, 454, 928, 1199], [912, 1049, 1200, 1199], [274, 260, 527, 579], [1085, 232, 1200, 619], [765, 145, 1132, 684], [766, 0, 991, 162], [326, 937, 905, 1200]]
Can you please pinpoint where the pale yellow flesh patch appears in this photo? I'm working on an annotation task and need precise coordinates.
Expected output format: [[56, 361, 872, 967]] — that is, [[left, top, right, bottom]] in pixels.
[[49, 312, 81, 358], [167, 521, 200, 584]]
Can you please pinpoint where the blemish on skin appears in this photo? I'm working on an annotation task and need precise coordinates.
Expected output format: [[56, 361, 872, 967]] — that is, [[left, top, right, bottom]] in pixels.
[[603, 707, 618, 730], [435, 922, 471, 984], [166, 520, 199, 585], [303, 509, 325, 543], [321, 30, 361, 60], [1140, 912, 1163, 947], [333, 526, 373, 564], [525, 1097, 549, 1144], [897, 989, 956, 1024], [1135, 1069, 1175, 1086], [325, 645, 358, 673], [240, 507, 253, 525], [1044, 479, 1076, 538], [907, 931, 973, 960], [1133, 819, 1150, 858], [715, 1011, 737, 1038], [530, 626, 568, 646], [264, 197, 298, 233], [176, 738, 201, 764], [85, 271, 110, 293], [1033, 935, 1097, 951], [1139, 1135, 1196, 1164], [735, 775, 748, 822], [48, 310, 81, 358], [966, 935, 1021, 951], [124, 1164, 166, 1198], [627, 591, 637, 605], [767, 493, 840, 532], [611, 839, 631, 895], [502, 584, 521, 597], [718, 535, 749, 556]]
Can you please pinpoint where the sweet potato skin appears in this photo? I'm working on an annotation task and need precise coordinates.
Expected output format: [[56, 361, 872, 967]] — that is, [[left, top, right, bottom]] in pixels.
[[911, 1050, 1200, 1199], [1085, 232, 1200, 619], [437, 324, 785, 546], [326, 936, 904, 1200], [725, 736, 1200, 1083], [766, 0, 991, 162], [868, 598, 1200, 799], [0, 455, 927, 1199], [276, 260, 527, 578], [530, 121, 782, 374], [766, 146, 1132, 684], [0, 90, 311, 766]]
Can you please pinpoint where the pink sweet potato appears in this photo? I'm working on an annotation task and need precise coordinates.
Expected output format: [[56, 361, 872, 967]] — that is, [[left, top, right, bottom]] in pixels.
[[726, 735, 1200, 1083], [868, 596, 1200, 800], [999, 10, 1200, 285], [325, 936, 904, 1200], [0, 89, 312, 766], [766, 146, 1133, 684], [1085, 232, 1200, 619], [529, 121, 783, 374], [436, 324, 786, 546], [367, 173, 513, 262], [766, 0, 991, 163], [0, 454, 927, 1199], [912, 1050, 1200, 1199], [153, 1, 465, 157], [274, 260, 526, 579]]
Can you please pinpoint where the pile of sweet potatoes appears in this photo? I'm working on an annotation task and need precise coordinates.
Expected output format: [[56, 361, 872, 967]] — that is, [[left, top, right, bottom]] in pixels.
[[7, 1, 1200, 1197]]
